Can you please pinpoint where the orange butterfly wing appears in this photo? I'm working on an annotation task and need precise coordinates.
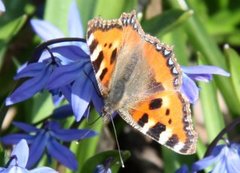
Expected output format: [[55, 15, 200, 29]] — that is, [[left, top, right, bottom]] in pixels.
[[87, 18, 123, 96]]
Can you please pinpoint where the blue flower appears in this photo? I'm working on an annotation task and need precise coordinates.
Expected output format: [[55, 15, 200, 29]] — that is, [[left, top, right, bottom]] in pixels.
[[181, 65, 230, 103], [176, 142, 240, 173], [191, 143, 240, 173], [0, 139, 57, 173], [94, 165, 112, 173], [1, 121, 97, 170], [94, 157, 113, 173], [6, 0, 103, 121], [0, 0, 5, 13]]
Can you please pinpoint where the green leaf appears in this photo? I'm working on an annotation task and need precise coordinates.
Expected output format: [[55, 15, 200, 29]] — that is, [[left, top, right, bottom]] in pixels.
[[78, 0, 137, 34], [0, 15, 27, 41], [142, 9, 193, 37], [81, 150, 131, 173], [161, 28, 189, 65], [224, 45, 240, 104], [0, 43, 7, 69], [196, 139, 206, 158], [27, 91, 54, 123], [162, 149, 179, 173], [94, 0, 126, 19], [0, 144, 5, 166], [78, 0, 97, 31], [44, 0, 72, 34], [0, 15, 27, 68], [198, 55, 225, 142]]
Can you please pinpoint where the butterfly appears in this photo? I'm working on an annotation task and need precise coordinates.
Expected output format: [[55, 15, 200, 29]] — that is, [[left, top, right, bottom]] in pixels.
[[86, 10, 197, 154]]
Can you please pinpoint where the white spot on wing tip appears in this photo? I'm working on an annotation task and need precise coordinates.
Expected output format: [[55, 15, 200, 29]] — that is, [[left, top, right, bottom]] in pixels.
[[87, 34, 94, 46], [91, 45, 102, 61], [173, 142, 185, 152]]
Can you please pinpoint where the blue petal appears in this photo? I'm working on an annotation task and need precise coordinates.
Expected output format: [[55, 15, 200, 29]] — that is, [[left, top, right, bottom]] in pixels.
[[0, 134, 34, 144], [71, 76, 93, 121], [225, 145, 240, 172], [92, 92, 104, 114], [192, 155, 219, 172], [10, 139, 29, 168], [186, 74, 212, 82], [4, 166, 29, 173], [6, 66, 51, 106], [14, 63, 46, 80], [94, 165, 112, 173], [13, 122, 38, 133], [211, 157, 227, 173], [0, 0, 5, 12], [181, 73, 199, 103], [47, 59, 89, 90], [68, 0, 84, 37], [46, 138, 78, 170], [37, 50, 52, 63], [192, 145, 225, 172], [89, 70, 104, 114], [60, 85, 72, 102], [31, 19, 64, 41], [49, 89, 64, 105], [51, 127, 97, 141], [30, 167, 58, 173], [182, 65, 230, 76], [52, 104, 73, 119], [51, 44, 89, 62], [27, 131, 48, 168]]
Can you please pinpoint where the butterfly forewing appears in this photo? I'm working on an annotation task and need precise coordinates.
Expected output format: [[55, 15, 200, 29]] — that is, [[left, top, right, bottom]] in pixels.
[[87, 19, 123, 95]]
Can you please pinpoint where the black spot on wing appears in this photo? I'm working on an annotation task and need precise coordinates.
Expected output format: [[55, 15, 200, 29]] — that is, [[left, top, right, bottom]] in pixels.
[[92, 51, 104, 73], [168, 119, 172, 124], [149, 98, 162, 110], [89, 39, 98, 54], [110, 48, 117, 64], [147, 122, 166, 140], [166, 134, 179, 148], [99, 68, 108, 81], [165, 109, 170, 116], [137, 113, 149, 127]]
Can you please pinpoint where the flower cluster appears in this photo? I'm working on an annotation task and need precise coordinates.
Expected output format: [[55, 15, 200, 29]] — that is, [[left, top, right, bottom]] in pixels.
[[5, 0, 103, 121], [1, 120, 97, 170]]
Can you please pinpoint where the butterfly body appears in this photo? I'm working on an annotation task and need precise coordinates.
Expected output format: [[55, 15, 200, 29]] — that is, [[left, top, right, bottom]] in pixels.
[[87, 11, 197, 154]]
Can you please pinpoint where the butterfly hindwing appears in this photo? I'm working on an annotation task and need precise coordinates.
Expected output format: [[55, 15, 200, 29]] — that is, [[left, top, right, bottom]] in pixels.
[[126, 91, 197, 154]]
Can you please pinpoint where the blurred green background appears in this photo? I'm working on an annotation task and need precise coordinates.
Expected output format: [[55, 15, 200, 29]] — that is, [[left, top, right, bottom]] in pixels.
[[1, 0, 240, 172]]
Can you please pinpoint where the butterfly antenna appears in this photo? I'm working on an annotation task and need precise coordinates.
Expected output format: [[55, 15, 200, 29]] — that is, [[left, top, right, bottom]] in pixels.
[[109, 115, 125, 168]]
